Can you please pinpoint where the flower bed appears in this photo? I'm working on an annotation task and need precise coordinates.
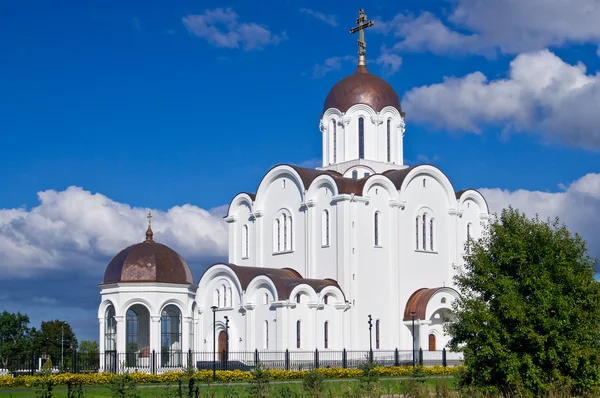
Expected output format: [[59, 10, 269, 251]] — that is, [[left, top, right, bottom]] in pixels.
[[0, 365, 463, 388]]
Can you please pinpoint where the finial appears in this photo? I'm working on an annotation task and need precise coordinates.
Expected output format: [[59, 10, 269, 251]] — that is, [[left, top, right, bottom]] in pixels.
[[349, 8, 374, 66], [145, 211, 154, 242]]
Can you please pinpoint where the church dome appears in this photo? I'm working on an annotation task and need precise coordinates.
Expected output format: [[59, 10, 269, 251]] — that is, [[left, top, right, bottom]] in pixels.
[[102, 215, 193, 285], [323, 65, 402, 114]]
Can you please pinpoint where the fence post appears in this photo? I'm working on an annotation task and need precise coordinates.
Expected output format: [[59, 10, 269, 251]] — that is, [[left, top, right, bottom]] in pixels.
[[442, 348, 447, 367], [394, 348, 399, 367], [369, 349, 373, 363], [418, 348, 423, 366], [188, 349, 192, 369], [254, 349, 259, 367], [31, 351, 35, 375], [285, 349, 290, 371], [152, 350, 156, 374], [314, 349, 319, 369], [342, 349, 347, 369]]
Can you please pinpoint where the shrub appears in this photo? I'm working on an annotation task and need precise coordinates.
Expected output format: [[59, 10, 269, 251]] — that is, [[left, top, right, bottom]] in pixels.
[[302, 369, 324, 396], [248, 363, 271, 398], [107, 372, 138, 398]]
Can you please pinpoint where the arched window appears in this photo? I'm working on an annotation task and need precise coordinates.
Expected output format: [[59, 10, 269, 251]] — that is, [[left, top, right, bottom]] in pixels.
[[222, 285, 227, 307], [296, 320, 301, 348], [358, 117, 365, 159], [430, 219, 435, 251], [215, 289, 221, 307], [375, 320, 380, 349], [274, 219, 281, 252], [332, 121, 337, 163], [289, 216, 293, 250], [374, 212, 380, 246], [263, 321, 269, 349], [161, 305, 182, 367], [422, 214, 427, 250], [322, 210, 330, 246], [324, 321, 329, 349], [386, 119, 391, 162], [441, 297, 447, 304], [415, 216, 419, 249], [467, 223, 471, 239], [264, 293, 269, 305], [126, 305, 150, 368], [104, 305, 117, 372], [242, 225, 249, 258], [283, 214, 288, 251], [323, 295, 329, 305], [295, 293, 301, 303]]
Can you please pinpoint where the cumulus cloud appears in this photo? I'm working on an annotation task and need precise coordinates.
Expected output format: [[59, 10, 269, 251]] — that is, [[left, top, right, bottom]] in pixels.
[[299, 8, 338, 27], [375, 0, 600, 56], [376, 52, 402, 76], [0, 186, 228, 278], [312, 55, 353, 78], [403, 50, 600, 150], [480, 173, 600, 261], [182, 8, 287, 50]]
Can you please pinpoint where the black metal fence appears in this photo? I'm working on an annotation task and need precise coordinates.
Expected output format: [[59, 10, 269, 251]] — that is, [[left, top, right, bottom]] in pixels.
[[0, 348, 462, 375]]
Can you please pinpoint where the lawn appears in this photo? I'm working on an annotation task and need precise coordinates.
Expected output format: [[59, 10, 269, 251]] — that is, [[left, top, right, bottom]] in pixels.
[[0, 377, 456, 397]]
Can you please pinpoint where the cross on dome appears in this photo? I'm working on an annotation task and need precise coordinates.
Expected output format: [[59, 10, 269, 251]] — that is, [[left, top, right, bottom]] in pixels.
[[349, 8, 374, 66], [145, 210, 154, 242]]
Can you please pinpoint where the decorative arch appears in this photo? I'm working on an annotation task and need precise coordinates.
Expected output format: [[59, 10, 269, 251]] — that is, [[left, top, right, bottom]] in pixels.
[[195, 264, 244, 308], [245, 275, 280, 303], [361, 175, 400, 202], [120, 298, 153, 317], [379, 105, 403, 119], [414, 206, 436, 252], [306, 175, 340, 198], [319, 286, 345, 304], [254, 165, 306, 210], [98, 299, 117, 319], [289, 284, 319, 304], [345, 103, 379, 117], [321, 107, 343, 120], [403, 287, 460, 321], [399, 165, 457, 208], [226, 193, 254, 219], [457, 189, 490, 216], [158, 299, 186, 317]]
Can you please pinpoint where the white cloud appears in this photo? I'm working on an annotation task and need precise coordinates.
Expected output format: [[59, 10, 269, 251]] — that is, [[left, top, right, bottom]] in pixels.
[[480, 173, 600, 261], [376, 0, 600, 56], [403, 50, 600, 149], [312, 55, 353, 78], [299, 8, 337, 27], [0, 186, 228, 278], [376, 52, 402, 76], [182, 8, 287, 50]]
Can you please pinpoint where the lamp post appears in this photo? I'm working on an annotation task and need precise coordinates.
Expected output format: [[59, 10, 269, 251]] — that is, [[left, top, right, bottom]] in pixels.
[[367, 314, 373, 363], [211, 306, 217, 380], [410, 312, 416, 369], [61, 323, 64, 372], [224, 316, 229, 370]]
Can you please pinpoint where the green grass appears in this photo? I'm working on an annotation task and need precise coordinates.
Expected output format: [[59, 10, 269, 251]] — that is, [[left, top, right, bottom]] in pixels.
[[0, 377, 456, 397]]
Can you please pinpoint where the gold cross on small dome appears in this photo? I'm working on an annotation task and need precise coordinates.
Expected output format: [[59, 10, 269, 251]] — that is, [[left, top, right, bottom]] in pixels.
[[147, 210, 152, 228], [349, 8, 374, 65]]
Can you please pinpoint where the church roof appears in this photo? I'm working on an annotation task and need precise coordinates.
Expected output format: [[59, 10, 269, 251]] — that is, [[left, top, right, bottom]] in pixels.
[[101, 214, 193, 285], [322, 65, 402, 114], [199, 263, 344, 300]]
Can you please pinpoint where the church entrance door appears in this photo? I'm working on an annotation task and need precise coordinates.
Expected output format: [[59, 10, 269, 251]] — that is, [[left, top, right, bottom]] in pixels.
[[218, 331, 228, 366], [428, 334, 436, 351]]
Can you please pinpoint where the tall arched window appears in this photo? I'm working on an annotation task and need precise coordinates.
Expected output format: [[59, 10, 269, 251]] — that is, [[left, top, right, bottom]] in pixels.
[[296, 320, 301, 349], [332, 121, 337, 163], [263, 321, 269, 349], [324, 321, 329, 349], [374, 212, 380, 246], [104, 306, 117, 372], [275, 219, 281, 252], [222, 285, 227, 307], [264, 293, 269, 305], [161, 305, 182, 367], [289, 216, 293, 250], [322, 210, 330, 246], [283, 214, 288, 251], [467, 223, 471, 239], [126, 305, 150, 368], [415, 216, 419, 249], [375, 320, 380, 349], [386, 119, 391, 162], [242, 225, 249, 258], [358, 117, 365, 159], [430, 219, 435, 251], [422, 214, 427, 250], [215, 289, 221, 307]]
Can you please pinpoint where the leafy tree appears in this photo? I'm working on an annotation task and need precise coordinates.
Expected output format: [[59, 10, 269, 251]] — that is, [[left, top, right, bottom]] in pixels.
[[0, 311, 32, 368], [448, 207, 600, 395], [78, 340, 98, 355], [32, 320, 78, 370]]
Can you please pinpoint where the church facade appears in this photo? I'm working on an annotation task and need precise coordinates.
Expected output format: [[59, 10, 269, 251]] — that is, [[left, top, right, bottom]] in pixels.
[[98, 10, 488, 370]]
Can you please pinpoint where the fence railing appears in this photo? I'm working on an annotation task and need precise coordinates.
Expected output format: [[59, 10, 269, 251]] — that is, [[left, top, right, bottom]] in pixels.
[[0, 348, 463, 375]]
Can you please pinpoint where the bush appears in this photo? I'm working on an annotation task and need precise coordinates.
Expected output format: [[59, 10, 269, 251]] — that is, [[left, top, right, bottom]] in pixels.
[[302, 369, 324, 396], [247, 363, 271, 398]]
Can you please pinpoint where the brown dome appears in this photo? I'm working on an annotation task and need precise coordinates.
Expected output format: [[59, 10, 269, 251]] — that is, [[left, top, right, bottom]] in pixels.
[[102, 240, 193, 285], [323, 65, 402, 114]]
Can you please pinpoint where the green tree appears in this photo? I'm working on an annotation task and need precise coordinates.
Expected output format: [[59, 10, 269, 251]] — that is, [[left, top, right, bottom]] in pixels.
[[78, 340, 98, 355], [0, 311, 32, 368], [32, 320, 78, 371], [448, 207, 600, 395]]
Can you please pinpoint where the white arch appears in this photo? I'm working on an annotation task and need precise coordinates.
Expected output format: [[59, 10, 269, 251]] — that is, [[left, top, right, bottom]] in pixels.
[[98, 299, 116, 319], [399, 165, 457, 207], [159, 299, 186, 316], [424, 288, 460, 321], [458, 189, 489, 215], [227, 193, 254, 219], [196, 264, 244, 307], [321, 108, 343, 120], [379, 105, 403, 119], [362, 175, 400, 201], [319, 286, 345, 304], [254, 165, 305, 210], [306, 174, 340, 198], [346, 103, 378, 117], [245, 275, 280, 303], [121, 298, 153, 317], [289, 284, 319, 303]]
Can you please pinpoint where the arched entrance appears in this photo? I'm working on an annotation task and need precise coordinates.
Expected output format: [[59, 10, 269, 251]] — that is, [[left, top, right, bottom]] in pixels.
[[218, 331, 228, 365], [428, 334, 436, 351]]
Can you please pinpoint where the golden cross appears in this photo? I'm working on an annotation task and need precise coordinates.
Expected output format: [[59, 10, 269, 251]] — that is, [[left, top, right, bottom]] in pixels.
[[147, 211, 152, 228], [349, 9, 374, 60]]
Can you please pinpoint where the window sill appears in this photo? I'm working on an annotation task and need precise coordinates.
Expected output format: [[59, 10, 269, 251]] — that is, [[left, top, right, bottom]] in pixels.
[[241, 257, 249, 260], [321, 244, 330, 248], [273, 250, 294, 256], [374, 245, 383, 249], [414, 250, 438, 254], [213, 307, 233, 312]]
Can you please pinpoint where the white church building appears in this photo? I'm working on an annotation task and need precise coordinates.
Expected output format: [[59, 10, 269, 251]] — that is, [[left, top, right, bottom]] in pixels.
[[98, 10, 488, 370]]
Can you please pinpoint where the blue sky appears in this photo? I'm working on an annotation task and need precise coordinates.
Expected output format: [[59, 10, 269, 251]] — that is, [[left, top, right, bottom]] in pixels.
[[1, 0, 600, 342]]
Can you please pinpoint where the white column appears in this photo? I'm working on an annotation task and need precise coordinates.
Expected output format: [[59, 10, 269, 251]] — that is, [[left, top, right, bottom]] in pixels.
[[321, 121, 328, 167], [341, 117, 351, 162], [182, 317, 192, 353], [98, 318, 105, 354], [254, 212, 264, 267], [244, 305, 255, 350], [396, 120, 405, 166], [150, 316, 161, 358]]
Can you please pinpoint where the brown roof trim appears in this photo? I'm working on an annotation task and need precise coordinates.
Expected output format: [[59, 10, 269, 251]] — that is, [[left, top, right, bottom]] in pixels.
[[403, 287, 445, 321], [198, 263, 345, 301]]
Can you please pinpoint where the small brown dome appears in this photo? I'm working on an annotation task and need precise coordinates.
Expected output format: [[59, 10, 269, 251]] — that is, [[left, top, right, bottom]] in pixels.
[[102, 240, 193, 285], [323, 65, 402, 114]]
